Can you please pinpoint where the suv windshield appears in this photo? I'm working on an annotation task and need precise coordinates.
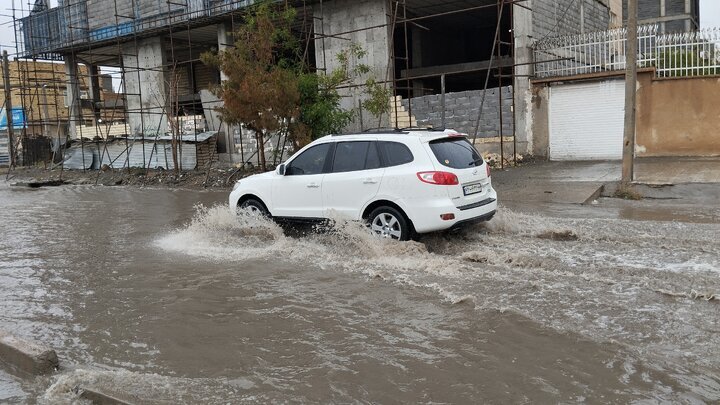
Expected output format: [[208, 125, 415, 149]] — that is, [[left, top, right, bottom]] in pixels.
[[429, 137, 482, 169]]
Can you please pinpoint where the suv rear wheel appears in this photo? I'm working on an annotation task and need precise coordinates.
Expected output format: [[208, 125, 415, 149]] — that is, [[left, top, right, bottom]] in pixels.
[[367, 206, 410, 241]]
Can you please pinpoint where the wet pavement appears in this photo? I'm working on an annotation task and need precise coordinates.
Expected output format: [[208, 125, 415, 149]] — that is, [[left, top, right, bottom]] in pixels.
[[0, 171, 719, 403]]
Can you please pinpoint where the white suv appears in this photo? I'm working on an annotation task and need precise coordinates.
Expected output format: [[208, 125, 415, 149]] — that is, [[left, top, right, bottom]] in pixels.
[[229, 129, 497, 240]]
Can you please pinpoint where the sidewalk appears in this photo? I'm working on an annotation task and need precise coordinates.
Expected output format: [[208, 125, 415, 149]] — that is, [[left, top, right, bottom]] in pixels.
[[492, 157, 720, 206]]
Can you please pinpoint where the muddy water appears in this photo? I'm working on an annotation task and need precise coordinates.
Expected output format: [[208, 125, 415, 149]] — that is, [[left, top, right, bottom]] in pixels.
[[1, 184, 719, 403]]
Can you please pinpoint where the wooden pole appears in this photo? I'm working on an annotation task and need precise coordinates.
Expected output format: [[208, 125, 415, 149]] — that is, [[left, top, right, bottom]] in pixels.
[[622, 0, 638, 184]]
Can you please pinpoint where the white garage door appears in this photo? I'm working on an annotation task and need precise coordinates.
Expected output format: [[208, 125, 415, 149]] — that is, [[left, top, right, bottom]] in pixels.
[[549, 80, 625, 160]]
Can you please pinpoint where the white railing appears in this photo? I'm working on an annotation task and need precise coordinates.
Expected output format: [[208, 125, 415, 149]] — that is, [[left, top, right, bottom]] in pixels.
[[657, 29, 720, 77], [534, 25, 720, 78]]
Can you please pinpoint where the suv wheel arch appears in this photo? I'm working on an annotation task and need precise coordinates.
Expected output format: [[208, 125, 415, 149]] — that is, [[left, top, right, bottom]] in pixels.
[[362, 200, 415, 239]]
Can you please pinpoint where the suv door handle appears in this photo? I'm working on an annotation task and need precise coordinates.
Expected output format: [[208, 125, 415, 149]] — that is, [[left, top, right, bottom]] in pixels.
[[363, 178, 378, 184], [306, 182, 320, 188]]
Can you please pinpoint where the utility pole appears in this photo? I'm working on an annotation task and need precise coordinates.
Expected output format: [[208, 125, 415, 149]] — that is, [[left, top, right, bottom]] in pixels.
[[2, 50, 15, 168], [622, 0, 638, 184]]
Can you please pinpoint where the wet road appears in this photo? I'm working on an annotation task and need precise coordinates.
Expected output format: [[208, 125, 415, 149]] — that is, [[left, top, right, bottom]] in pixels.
[[1, 183, 718, 403]]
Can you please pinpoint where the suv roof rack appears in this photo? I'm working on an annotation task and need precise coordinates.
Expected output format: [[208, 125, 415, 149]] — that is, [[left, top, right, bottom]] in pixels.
[[398, 127, 446, 131], [329, 127, 449, 136], [360, 127, 407, 134], [330, 130, 406, 136]]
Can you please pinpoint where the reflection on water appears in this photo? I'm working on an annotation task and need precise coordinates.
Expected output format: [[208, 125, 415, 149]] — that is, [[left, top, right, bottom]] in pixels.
[[0, 184, 719, 403]]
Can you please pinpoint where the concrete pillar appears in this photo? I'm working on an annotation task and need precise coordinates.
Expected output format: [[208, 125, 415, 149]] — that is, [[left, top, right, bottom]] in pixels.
[[513, 2, 533, 155], [314, 0, 392, 132], [660, 0, 667, 33], [216, 22, 234, 155], [122, 37, 168, 136], [88, 64, 102, 124], [411, 25, 424, 97], [63, 53, 81, 139]]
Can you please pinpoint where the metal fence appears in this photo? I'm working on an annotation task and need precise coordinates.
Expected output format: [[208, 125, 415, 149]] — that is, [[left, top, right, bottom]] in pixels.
[[657, 29, 720, 77], [534, 25, 720, 78], [19, 0, 258, 57]]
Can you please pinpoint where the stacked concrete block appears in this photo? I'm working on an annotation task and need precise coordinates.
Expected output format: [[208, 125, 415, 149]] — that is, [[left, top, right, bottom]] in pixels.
[[389, 96, 417, 129], [401, 86, 514, 138]]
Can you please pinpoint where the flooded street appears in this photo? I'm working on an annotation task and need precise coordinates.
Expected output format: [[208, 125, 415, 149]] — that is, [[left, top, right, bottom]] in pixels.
[[1, 183, 719, 403]]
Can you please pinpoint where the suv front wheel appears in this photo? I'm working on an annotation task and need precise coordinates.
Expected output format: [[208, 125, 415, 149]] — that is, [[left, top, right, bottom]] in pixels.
[[367, 206, 411, 241], [239, 198, 270, 217]]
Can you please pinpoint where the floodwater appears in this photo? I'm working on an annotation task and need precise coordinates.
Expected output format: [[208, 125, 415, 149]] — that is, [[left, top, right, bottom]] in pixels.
[[0, 183, 718, 403]]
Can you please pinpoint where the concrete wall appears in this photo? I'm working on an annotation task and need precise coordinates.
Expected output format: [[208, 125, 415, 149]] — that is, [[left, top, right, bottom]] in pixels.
[[314, 0, 391, 132], [533, 0, 611, 39], [530, 71, 720, 158], [80, 0, 182, 32], [636, 72, 720, 157], [623, 0, 697, 32], [509, 0, 611, 155], [401, 87, 514, 138]]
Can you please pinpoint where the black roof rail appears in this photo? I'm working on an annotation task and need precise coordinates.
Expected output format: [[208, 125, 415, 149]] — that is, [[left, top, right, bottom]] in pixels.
[[360, 127, 406, 134], [330, 127, 447, 136], [398, 126, 446, 131], [331, 130, 408, 136]]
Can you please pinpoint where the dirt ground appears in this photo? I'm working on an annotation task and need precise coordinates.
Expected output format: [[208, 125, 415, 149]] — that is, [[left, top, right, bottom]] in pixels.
[[0, 164, 252, 191], [1, 154, 535, 191]]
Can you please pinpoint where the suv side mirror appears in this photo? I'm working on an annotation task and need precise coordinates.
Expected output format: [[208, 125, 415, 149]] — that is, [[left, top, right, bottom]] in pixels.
[[277, 164, 286, 176]]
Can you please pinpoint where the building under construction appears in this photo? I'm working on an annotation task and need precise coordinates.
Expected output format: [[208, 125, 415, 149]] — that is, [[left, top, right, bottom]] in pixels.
[[3, 0, 621, 170]]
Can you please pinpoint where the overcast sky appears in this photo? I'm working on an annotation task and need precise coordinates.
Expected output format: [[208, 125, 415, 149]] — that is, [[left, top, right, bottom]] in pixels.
[[0, 0, 718, 56]]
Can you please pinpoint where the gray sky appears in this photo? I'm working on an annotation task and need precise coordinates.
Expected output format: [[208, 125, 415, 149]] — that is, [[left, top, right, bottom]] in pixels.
[[703, 0, 720, 28], [0, 0, 718, 56]]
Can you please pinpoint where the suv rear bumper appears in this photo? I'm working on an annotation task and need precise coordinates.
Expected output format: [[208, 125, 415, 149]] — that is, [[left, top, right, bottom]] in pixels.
[[405, 187, 498, 233], [449, 210, 496, 231]]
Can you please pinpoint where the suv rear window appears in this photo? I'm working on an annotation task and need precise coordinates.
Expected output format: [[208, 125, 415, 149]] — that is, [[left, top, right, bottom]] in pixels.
[[429, 137, 482, 169], [379, 141, 414, 167]]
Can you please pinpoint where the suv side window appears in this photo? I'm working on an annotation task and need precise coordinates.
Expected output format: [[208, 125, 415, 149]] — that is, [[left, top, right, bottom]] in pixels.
[[286, 143, 331, 175], [332, 141, 369, 173], [379, 141, 414, 167], [331, 141, 383, 173]]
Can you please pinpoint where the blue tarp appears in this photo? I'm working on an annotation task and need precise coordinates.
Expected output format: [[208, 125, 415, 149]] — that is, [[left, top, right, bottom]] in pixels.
[[0, 108, 26, 130]]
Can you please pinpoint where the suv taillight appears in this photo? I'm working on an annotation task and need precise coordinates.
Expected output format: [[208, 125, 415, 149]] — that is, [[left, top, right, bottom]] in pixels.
[[417, 171, 459, 185]]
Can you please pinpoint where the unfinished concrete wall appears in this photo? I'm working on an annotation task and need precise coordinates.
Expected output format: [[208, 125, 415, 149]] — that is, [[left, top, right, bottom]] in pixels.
[[622, 0, 697, 32], [314, 0, 391, 132], [636, 72, 720, 157], [533, 0, 611, 38], [122, 37, 168, 136], [401, 87, 514, 138]]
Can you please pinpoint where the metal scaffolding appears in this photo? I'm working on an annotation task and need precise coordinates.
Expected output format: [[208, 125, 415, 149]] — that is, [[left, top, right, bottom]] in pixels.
[[3, 0, 527, 177]]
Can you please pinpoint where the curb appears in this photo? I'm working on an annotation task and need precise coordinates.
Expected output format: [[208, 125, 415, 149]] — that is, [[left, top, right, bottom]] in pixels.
[[0, 332, 59, 376], [78, 388, 133, 405], [582, 184, 605, 205]]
